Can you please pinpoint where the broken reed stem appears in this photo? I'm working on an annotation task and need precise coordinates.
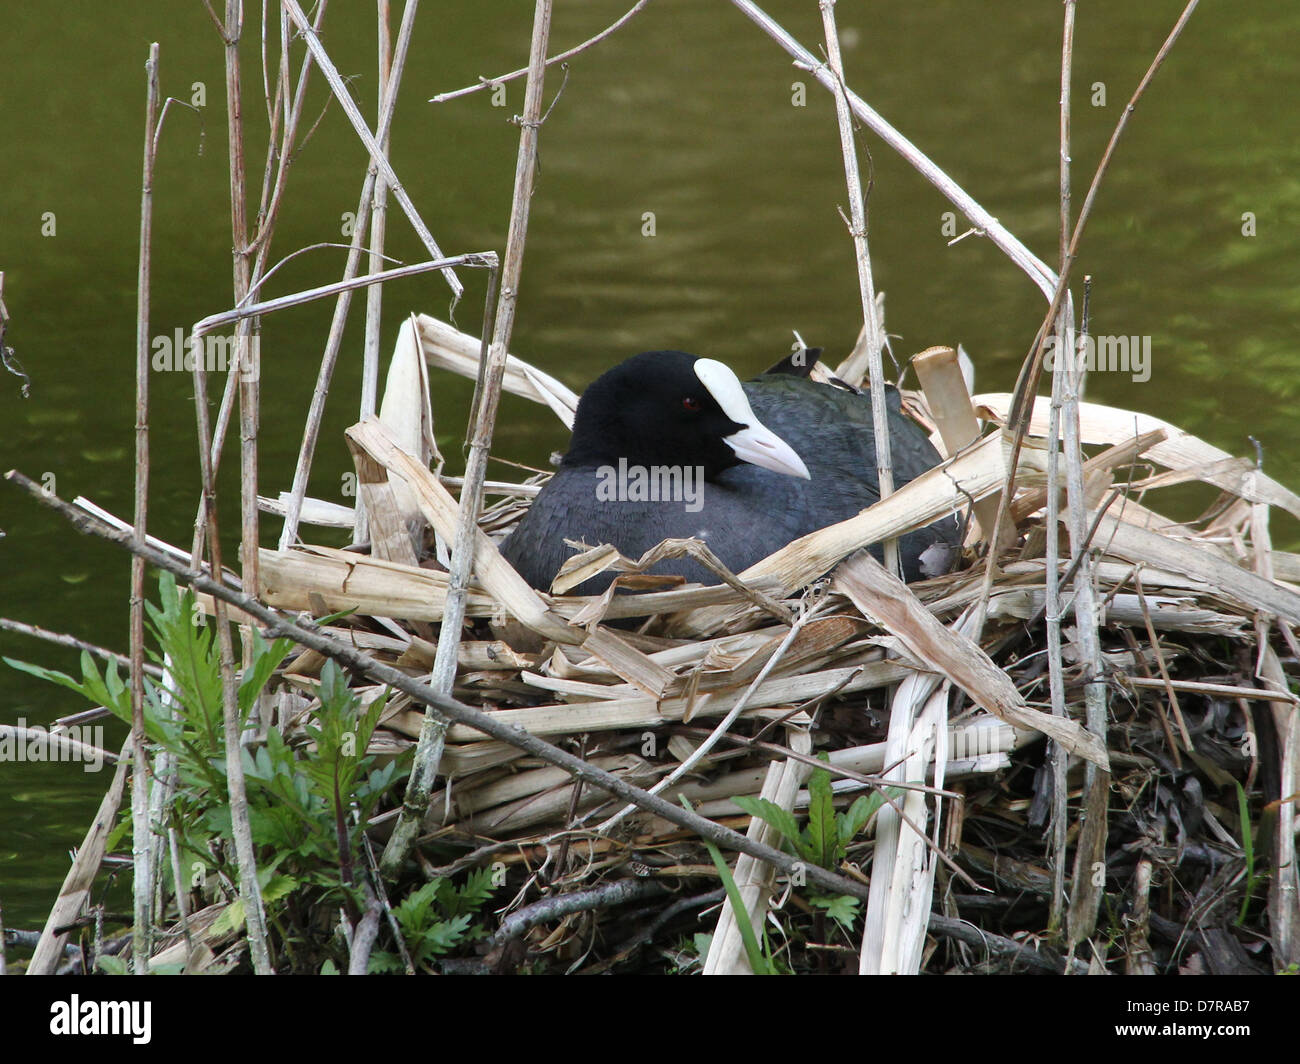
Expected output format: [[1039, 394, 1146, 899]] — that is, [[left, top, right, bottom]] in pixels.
[[277, 0, 420, 552], [380, 0, 554, 876], [5, 468, 875, 906], [818, 0, 898, 579], [130, 41, 161, 975], [1063, 279, 1109, 951], [283, 0, 463, 299], [26, 737, 134, 974], [430, 0, 652, 103], [363, 1, 393, 424], [978, 0, 1199, 635], [1045, 0, 1075, 938]]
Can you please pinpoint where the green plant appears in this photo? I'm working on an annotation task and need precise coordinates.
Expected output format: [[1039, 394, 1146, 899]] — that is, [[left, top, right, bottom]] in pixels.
[[368, 868, 497, 973], [731, 758, 890, 872], [6, 572, 411, 970], [729, 759, 901, 940]]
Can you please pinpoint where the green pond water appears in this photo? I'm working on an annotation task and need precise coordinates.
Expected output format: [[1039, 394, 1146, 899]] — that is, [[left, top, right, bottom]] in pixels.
[[1, 0, 1297, 932]]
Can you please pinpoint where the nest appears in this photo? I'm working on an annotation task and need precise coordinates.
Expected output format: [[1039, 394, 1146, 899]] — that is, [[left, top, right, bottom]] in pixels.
[[250, 314, 1300, 974]]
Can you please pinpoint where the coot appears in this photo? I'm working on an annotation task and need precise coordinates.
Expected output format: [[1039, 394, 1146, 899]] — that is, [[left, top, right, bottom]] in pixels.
[[500, 350, 960, 594]]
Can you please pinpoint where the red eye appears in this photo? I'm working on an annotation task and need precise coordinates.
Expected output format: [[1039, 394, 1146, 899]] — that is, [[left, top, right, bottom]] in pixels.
[[683, 396, 701, 412]]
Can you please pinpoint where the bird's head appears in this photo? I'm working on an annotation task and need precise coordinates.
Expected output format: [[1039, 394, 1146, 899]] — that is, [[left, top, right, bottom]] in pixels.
[[563, 351, 810, 481]]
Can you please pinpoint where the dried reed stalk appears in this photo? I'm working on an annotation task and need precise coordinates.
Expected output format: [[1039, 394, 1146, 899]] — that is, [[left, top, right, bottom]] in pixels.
[[817, 0, 897, 578], [1045, 1, 1076, 936], [860, 681, 949, 973], [129, 41, 161, 972], [354, 0, 396, 543], [1249, 478, 1300, 970], [705, 728, 812, 974], [190, 7, 273, 967], [25, 740, 133, 975], [834, 554, 1107, 768], [912, 345, 1002, 544], [189, 0, 325, 565], [974, 393, 1300, 518], [362, 1, 393, 425], [1061, 310, 1109, 953]]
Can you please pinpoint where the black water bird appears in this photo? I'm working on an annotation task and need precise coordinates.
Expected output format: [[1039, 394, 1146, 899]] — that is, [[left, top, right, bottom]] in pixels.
[[500, 350, 961, 594]]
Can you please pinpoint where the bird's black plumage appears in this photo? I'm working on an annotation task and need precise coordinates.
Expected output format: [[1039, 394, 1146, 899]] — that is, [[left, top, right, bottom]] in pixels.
[[500, 351, 961, 594]]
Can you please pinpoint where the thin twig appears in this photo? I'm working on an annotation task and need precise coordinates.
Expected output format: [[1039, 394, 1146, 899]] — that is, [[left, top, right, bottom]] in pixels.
[[429, 0, 654, 103], [0, 618, 163, 679], [488, 879, 669, 952], [927, 911, 1089, 974], [191, 254, 497, 339], [1132, 570, 1194, 749]]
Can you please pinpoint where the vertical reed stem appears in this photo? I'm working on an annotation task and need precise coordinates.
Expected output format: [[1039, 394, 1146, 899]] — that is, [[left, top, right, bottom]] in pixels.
[[818, 0, 898, 578], [381, 0, 554, 875], [130, 41, 161, 975], [1045, 0, 1075, 940]]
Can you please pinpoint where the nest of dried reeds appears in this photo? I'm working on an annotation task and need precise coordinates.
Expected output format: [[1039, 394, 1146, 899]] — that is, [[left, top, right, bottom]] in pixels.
[[245, 313, 1300, 975]]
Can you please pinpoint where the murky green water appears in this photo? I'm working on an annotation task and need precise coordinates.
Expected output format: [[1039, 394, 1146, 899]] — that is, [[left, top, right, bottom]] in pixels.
[[2, 0, 1297, 932]]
